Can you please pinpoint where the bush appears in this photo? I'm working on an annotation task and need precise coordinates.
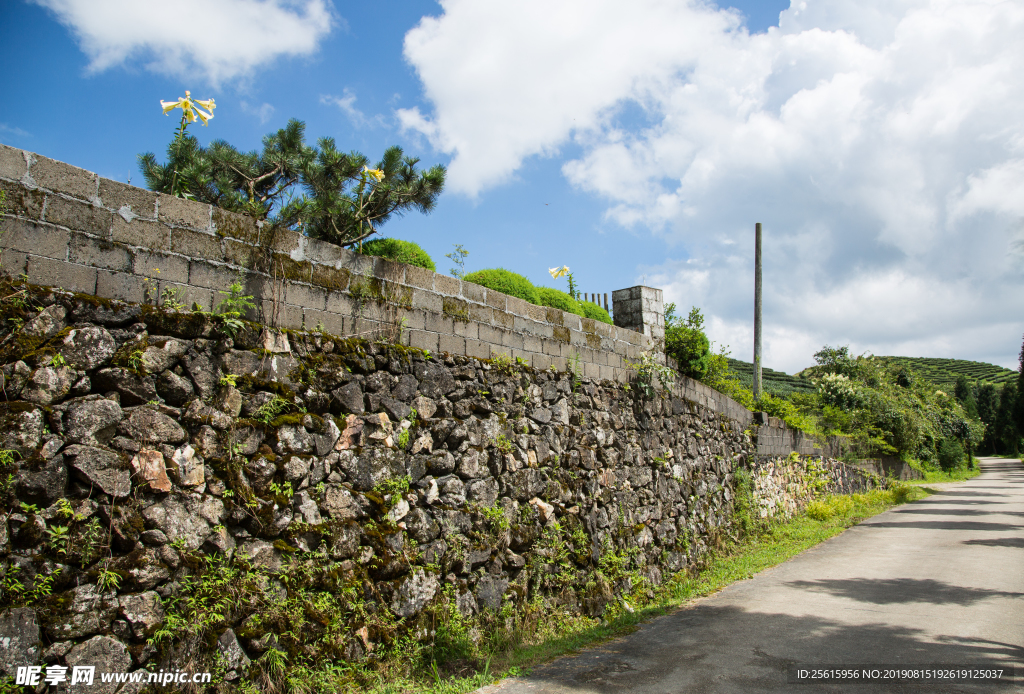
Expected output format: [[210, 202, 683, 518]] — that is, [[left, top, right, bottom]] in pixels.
[[463, 268, 539, 304], [665, 305, 712, 380], [580, 300, 613, 325], [535, 286, 580, 314], [936, 438, 966, 471], [359, 238, 436, 271]]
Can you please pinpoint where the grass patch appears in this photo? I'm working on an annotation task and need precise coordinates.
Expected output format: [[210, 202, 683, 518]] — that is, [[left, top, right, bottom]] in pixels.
[[351, 485, 929, 694], [905, 458, 983, 484]]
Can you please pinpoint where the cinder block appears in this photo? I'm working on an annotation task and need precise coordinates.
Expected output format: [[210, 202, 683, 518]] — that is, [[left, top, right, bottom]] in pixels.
[[111, 216, 169, 250], [492, 309, 514, 330], [171, 228, 223, 261], [465, 339, 490, 360], [434, 274, 460, 296], [326, 292, 355, 315], [453, 319, 478, 339], [411, 288, 442, 313], [563, 313, 582, 332], [373, 256, 405, 284], [30, 154, 97, 201], [96, 270, 147, 304], [462, 281, 485, 304], [396, 307, 426, 332], [98, 179, 157, 219], [478, 324, 504, 345], [224, 238, 260, 269], [468, 303, 491, 324], [302, 236, 344, 265], [0, 180, 45, 219], [483, 289, 506, 311], [505, 295, 531, 317], [0, 218, 69, 259], [212, 207, 258, 243], [265, 227, 302, 254], [584, 361, 601, 379], [523, 334, 542, 353], [132, 250, 190, 285], [45, 197, 113, 237], [511, 349, 533, 367], [273, 303, 305, 331], [285, 282, 327, 311], [599, 365, 615, 382], [408, 329, 438, 353], [404, 264, 433, 290], [502, 331, 525, 350], [0, 144, 27, 180], [312, 311, 346, 339], [550, 356, 567, 373], [438, 334, 465, 356], [189, 261, 238, 290], [68, 234, 130, 271], [542, 339, 561, 356], [424, 312, 454, 335], [0, 249, 27, 276], [27, 256, 96, 294], [310, 263, 351, 292], [524, 303, 547, 323], [337, 251, 373, 276], [594, 320, 613, 338], [489, 344, 511, 360], [533, 353, 553, 371], [157, 194, 210, 230]]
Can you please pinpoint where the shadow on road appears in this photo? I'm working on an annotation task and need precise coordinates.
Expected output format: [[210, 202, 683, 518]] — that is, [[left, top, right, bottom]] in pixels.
[[862, 520, 1018, 531], [783, 577, 1024, 605], [963, 538, 1024, 548], [521, 604, 1023, 693], [889, 508, 1024, 518]]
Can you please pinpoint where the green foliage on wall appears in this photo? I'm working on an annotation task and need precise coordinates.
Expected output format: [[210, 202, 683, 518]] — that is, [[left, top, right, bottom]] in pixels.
[[359, 238, 436, 271], [463, 268, 539, 304]]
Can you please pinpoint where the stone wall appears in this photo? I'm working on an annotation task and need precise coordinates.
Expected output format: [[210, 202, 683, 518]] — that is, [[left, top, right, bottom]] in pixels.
[[0, 144, 664, 385], [0, 287, 878, 688]]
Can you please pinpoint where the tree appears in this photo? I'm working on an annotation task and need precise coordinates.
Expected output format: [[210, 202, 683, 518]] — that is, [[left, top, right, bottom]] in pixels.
[[954, 374, 979, 419], [665, 304, 711, 380], [1015, 333, 1024, 436], [139, 120, 445, 247], [994, 382, 1020, 455], [813, 345, 857, 376], [976, 382, 999, 454]]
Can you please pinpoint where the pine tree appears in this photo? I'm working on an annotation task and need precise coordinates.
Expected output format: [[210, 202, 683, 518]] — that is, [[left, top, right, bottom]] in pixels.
[[954, 374, 979, 419], [1015, 333, 1024, 437]]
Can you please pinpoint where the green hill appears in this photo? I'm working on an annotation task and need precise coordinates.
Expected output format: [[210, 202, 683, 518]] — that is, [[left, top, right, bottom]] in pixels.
[[725, 358, 817, 396], [876, 356, 1017, 389]]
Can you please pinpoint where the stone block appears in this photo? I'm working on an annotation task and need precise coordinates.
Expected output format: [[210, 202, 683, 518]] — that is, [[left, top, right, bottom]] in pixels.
[[563, 313, 582, 332], [453, 319, 478, 339], [412, 288, 442, 313], [337, 252, 373, 275], [584, 361, 601, 379], [434, 274, 460, 295], [408, 329, 438, 353], [438, 334, 465, 356], [45, 197, 112, 237], [478, 324, 503, 345], [157, 193, 210, 230], [212, 208, 258, 243], [132, 250, 190, 285], [0, 180, 45, 219], [489, 345, 512, 360], [30, 153, 97, 200], [96, 270, 147, 304], [465, 339, 490, 360], [111, 216, 169, 250], [266, 227, 302, 254], [27, 257, 96, 293], [189, 261, 237, 290], [550, 355, 567, 372], [98, 179, 157, 218], [492, 309, 514, 330], [0, 144, 27, 180], [484, 289, 506, 311], [0, 249, 27, 275], [303, 236, 345, 265], [505, 295, 531, 317], [171, 228, 223, 261], [373, 256, 405, 284], [468, 303, 492, 324], [263, 301, 303, 330], [424, 312, 454, 335], [523, 334, 542, 353], [314, 310, 346, 338], [223, 239, 260, 269], [310, 263, 351, 292], [326, 292, 355, 315], [1, 219, 68, 259], [397, 307, 426, 331], [68, 234, 130, 271], [511, 349, 533, 367], [502, 330, 525, 350], [524, 303, 546, 322], [285, 282, 327, 311], [462, 280, 485, 303], [162, 282, 215, 311], [542, 339, 561, 356], [404, 264, 434, 290], [533, 353, 552, 371]]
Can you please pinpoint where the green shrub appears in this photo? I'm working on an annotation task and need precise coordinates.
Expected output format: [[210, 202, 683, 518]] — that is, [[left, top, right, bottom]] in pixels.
[[665, 305, 712, 380], [936, 437, 966, 471], [535, 286, 581, 314], [580, 300, 613, 325], [464, 268, 539, 304], [359, 238, 436, 271]]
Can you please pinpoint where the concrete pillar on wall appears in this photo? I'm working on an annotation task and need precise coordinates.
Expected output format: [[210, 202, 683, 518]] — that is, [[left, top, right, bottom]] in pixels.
[[611, 286, 665, 341]]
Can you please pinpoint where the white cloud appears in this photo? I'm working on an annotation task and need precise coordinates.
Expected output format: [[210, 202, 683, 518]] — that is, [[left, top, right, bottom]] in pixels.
[[320, 89, 386, 128], [32, 0, 334, 84], [240, 101, 275, 124], [403, 0, 1024, 371]]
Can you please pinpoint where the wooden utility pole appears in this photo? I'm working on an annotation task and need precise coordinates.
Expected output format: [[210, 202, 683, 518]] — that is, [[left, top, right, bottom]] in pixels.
[[754, 222, 763, 399]]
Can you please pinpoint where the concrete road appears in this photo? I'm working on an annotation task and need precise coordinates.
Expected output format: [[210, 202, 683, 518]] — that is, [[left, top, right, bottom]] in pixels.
[[480, 457, 1024, 693]]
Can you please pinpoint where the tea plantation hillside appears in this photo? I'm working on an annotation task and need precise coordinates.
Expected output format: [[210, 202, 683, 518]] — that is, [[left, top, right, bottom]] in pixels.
[[877, 357, 1017, 389], [726, 358, 816, 396]]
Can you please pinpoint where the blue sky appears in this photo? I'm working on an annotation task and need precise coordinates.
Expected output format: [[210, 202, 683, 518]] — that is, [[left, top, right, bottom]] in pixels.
[[2, 0, 1022, 373]]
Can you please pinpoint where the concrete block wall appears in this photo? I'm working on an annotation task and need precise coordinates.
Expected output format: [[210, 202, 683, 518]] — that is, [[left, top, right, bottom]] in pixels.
[[0, 144, 669, 383], [612, 285, 664, 341]]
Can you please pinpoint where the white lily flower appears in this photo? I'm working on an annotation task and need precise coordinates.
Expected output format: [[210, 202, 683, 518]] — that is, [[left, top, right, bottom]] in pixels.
[[548, 265, 569, 279], [160, 90, 216, 126], [363, 166, 385, 183]]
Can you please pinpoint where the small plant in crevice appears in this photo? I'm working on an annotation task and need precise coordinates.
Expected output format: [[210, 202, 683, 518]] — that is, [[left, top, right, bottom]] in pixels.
[[215, 279, 256, 336], [625, 350, 675, 398]]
